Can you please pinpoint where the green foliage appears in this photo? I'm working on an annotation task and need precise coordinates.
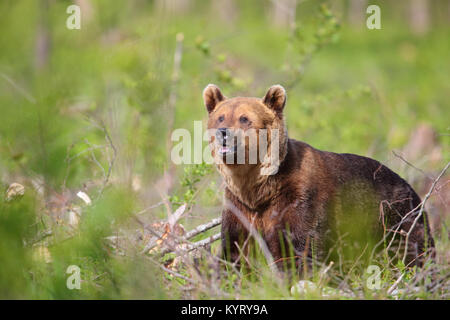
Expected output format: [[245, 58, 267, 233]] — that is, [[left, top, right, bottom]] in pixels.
[[180, 163, 213, 204], [285, 3, 340, 85], [0, 0, 448, 300]]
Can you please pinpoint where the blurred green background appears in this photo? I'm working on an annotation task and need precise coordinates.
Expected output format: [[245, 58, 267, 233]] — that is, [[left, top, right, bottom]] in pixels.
[[0, 0, 448, 299]]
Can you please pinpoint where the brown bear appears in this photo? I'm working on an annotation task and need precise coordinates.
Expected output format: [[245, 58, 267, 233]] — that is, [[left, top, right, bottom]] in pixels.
[[203, 84, 434, 271]]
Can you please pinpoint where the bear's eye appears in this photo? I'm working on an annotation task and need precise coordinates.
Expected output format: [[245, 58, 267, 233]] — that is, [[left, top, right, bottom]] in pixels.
[[218, 115, 224, 122], [239, 116, 249, 124]]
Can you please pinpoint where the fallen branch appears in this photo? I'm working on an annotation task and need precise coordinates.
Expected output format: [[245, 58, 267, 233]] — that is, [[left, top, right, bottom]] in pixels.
[[185, 232, 221, 252], [184, 217, 221, 240], [133, 215, 181, 254], [140, 216, 221, 255]]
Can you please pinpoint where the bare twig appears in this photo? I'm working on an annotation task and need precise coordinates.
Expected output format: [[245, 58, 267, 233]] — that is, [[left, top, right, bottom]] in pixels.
[[133, 215, 179, 254], [370, 193, 432, 263], [141, 214, 221, 255], [318, 261, 334, 286], [80, 118, 117, 198], [392, 150, 434, 181], [402, 161, 450, 264], [98, 120, 117, 196], [387, 273, 404, 295], [0, 73, 37, 104], [135, 201, 165, 215]]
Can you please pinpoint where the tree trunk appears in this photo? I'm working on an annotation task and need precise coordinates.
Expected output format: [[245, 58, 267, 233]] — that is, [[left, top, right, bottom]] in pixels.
[[75, 0, 94, 23], [348, 0, 367, 28], [270, 0, 297, 28], [212, 0, 237, 24], [155, 0, 191, 14], [409, 0, 430, 35], [35, 0, 50, 71]]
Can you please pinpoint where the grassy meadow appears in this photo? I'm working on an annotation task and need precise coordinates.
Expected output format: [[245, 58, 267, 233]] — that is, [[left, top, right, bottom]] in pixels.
[[0, 0, 449, 299]]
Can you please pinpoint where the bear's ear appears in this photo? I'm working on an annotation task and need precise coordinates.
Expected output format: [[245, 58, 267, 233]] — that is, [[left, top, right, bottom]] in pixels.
[[203, 84, 226, 113], [262, 85, 286, 116]]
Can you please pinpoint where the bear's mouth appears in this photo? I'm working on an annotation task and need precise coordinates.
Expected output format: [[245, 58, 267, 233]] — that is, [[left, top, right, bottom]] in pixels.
[[218, 145, 237, 155]]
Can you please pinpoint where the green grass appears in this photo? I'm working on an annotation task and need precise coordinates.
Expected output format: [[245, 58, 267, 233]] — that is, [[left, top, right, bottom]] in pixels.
[[0, 0, 448, 299]]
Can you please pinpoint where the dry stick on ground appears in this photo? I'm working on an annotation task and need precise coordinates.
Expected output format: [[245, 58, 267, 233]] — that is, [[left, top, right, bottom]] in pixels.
[[175, 238, 243, 297], [148, 244, 231, 298], [143, 231, 229, 297], [317, 261, 334, 288], [159, 220, 222, 255], [185, 232, 221, 252], [183, 217, 222, 240], [133, 215, 181, 254], [175, 249, 231, 298], [138, 213, 221, 255], [401, 161, 450, 264]]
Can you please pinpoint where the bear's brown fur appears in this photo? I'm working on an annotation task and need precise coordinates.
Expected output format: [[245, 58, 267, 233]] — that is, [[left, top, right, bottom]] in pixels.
[[204, 84, 434, 270]]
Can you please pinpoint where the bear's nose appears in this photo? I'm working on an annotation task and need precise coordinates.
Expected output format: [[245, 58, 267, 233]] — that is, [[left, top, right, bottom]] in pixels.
[[216, 128, 230, 145]]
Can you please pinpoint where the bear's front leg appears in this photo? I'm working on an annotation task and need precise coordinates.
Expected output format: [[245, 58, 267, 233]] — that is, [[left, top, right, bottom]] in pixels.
[[220, 209, 249, 269]]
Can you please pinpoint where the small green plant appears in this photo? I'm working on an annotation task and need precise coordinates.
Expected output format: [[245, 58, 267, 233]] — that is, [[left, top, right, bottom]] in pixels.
[[170, 163, 213, 206], [285, 3, 340, 87]]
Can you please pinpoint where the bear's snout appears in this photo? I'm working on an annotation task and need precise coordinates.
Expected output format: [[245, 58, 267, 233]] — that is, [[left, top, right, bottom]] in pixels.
[[215, 128, 239, 156], [215, 127, 231, 146]]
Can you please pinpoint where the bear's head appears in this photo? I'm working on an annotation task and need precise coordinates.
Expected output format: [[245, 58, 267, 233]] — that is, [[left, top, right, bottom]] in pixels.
[[203, 84, 288, 176]]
